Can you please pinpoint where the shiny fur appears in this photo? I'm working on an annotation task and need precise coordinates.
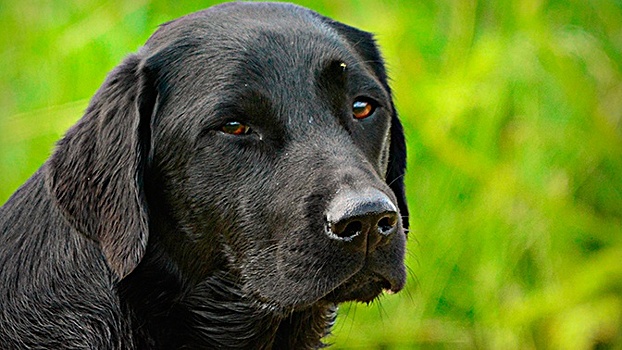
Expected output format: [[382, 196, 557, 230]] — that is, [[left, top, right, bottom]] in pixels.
[[0, 3, 408, 349]]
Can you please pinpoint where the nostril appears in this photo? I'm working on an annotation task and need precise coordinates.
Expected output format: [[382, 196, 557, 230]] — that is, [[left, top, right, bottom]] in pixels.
[[328, 219, 364, 241], [339, 221, 363, 239], [377, 213, 398, 235]]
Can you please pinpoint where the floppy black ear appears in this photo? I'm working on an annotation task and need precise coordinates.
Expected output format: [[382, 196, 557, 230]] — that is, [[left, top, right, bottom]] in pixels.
[[47, 54, 156, 278], [322, 18, 409, 230], [386, 113, 409, 230]]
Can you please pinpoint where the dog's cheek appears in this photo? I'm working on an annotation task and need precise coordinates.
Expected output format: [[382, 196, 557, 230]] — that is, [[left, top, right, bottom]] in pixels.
[[195, 157, 288, 274], [149, 137, 255, 261], [350, 111, 392, 176], [280, 235, 365, 296], [367, 224, 407, 291], [242, 233, 367, 308], [239, 192, 369, 307]]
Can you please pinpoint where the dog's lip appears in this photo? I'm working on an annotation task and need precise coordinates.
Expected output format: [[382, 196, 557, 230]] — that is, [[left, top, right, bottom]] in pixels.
[[321, 271, 402, 304]]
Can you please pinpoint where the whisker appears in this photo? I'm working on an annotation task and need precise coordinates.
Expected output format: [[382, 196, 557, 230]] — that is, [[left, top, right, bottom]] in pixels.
[[386, 173, 406, 188]]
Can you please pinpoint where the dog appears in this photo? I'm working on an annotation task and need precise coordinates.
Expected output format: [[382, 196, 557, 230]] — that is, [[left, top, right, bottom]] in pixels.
[[0, 2, 408, 349]]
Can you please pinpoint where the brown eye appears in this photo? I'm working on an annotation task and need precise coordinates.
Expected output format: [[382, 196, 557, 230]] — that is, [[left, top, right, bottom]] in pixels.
[[221, 121, 251, 135], [352, 98, 376, 119]]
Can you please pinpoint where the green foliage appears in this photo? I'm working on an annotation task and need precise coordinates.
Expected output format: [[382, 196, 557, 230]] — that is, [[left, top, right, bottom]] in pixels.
[[1, 1, 621, 348]]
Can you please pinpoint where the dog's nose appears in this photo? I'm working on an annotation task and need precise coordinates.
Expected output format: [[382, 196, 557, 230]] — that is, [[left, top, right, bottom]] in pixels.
[[325, 188, 399, 252]]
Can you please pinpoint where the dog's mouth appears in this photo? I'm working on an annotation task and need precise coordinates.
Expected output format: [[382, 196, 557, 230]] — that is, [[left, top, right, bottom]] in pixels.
[[322, 271, 402, 304]]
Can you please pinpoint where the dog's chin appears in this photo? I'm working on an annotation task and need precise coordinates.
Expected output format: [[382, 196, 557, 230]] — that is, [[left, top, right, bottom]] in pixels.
[[322, 273, 399, 304]]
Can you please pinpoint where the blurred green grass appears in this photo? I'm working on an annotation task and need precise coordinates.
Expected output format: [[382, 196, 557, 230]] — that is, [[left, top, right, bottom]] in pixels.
[[1, 0, 621, 348]]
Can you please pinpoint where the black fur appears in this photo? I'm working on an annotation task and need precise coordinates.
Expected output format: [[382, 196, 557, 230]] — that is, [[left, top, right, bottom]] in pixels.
[[0, 3, 408, 349]]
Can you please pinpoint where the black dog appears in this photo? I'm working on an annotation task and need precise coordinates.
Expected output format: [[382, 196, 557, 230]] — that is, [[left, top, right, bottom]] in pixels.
[[0, 3, 408, 349]]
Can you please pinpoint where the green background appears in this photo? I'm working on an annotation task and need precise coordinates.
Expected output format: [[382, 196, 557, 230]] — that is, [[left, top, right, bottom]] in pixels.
[[1, 0, 621, 348]]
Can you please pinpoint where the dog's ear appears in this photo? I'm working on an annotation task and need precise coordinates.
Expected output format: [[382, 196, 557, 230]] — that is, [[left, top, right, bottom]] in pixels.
[[322, 18, 409, 230], [386, 111, 409, 230], [47, 54, 156, 278]]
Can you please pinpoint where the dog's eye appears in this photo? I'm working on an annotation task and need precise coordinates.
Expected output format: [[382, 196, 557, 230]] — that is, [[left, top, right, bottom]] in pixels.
[[352, 98, 377, 120], [221, 121, 252, 136]]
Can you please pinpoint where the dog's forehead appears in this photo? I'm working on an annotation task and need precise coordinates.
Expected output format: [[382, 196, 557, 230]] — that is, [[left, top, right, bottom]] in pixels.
[[147, 3, 341, 51], [147, 2, 357, 76], [144, 3, 387, 137], [146, 5, 366, 100]]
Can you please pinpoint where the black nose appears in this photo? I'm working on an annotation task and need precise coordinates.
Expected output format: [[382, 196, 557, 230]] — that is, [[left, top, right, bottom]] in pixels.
[[325, 188, 399, 252]]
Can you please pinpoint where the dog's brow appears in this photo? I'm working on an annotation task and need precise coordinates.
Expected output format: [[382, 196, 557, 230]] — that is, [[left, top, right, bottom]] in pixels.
[[317, 58, 349, 88]]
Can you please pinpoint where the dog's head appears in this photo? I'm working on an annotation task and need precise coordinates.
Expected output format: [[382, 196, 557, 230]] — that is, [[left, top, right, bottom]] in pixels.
[[48, 3, 408, 310]]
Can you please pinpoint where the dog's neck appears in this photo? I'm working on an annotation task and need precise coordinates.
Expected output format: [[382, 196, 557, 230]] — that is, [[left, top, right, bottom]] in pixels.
[[118, 244, 337, 349]]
